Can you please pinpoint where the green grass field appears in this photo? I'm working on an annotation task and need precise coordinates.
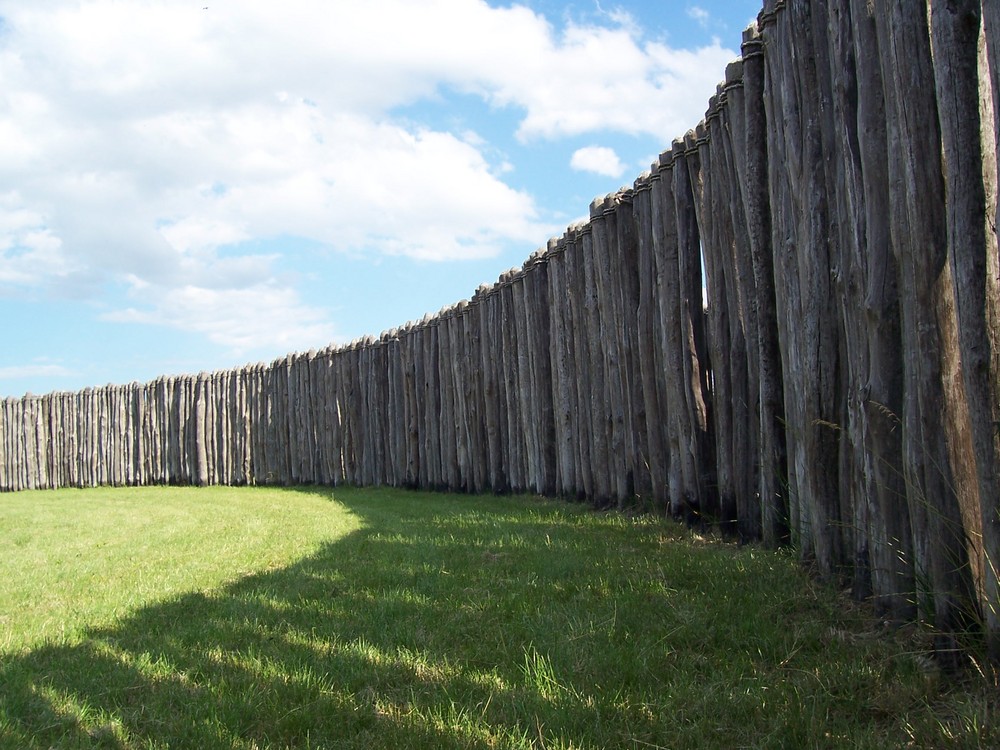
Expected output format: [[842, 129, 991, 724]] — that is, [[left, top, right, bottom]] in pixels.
[[0, 486, 996, 749]]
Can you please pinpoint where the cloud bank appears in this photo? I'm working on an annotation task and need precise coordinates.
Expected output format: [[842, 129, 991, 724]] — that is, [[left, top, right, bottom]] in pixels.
[[0, 0, 737, 355]]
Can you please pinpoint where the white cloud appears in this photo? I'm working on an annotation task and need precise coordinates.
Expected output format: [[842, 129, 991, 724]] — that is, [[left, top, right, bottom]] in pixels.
[[687, 7, 711, 28], [0, 0, 737, 351], [482, 18, 734, 141], [0, 192, 76, 290], [0, 363, 76, 381], [570, 146, 626, 178], [102, 279, 339, 357]]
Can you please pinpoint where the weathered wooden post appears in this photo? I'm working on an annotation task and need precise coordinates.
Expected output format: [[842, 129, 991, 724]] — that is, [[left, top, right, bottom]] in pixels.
[[249, 364, 261, 484], [740, 32, 779, 544], [697, 112, 737, 531], [510, 265, 538, 492], [417, 322, 438, 490], [874, 0, 977, 663], [716, 63, 763, 540], [0, 398, 8, 491], [436, 308, 461, 491], [327, 348, 344, 486], [563, 225, 595, 500], [578, 218, 613, 505], [613, 189, 651, 503], [461, 300, 481, 493], [496, 271, 522, 492], [931, 0, 1000, 657], [544, 236, 576, 497], [477, 284, 506, 492], [589, 195, 628, 504], [449, 301, 473, 492], [193, 373, 209, 486], [820, 0, 915, 615], [398, 323, 420, 487], [670, 135, 712, 521], [381, 331, 401, 487], [523, 249, 557, 497], [632, 175, 670, 510], [981, 0, 1000, 659]]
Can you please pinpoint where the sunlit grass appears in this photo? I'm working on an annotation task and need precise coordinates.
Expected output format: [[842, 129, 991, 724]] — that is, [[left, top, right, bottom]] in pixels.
[[0, 486, 361, 653], [1, 485, 997, 749]]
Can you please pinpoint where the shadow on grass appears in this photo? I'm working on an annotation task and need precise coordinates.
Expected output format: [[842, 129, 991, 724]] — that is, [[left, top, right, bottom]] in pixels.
[[1, 487, 675, 750]]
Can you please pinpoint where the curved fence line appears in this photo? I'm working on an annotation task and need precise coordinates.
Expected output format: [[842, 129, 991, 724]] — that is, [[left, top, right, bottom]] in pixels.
[[3, 0, 1000, 661]]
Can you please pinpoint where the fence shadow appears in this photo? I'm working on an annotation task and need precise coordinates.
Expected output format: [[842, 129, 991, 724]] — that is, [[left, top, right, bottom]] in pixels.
[[1, 487, 656, 749]]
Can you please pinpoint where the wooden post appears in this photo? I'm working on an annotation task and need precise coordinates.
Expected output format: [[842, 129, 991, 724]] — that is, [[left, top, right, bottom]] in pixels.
[[478, 285, 506, 492], [381, 333, 400, 487], [445, 305, 469, 491], [544, 236, 575, 497], [613, 189, 650, 503], [931, 0, 1000, 657], [742, 21, 789, 547], [524, 250, 557, 497], [650, 153, 684, 513], [698, 112, 737, 531], [875, 0, 977, 663], [193, 373, 209, 487], [822, 0, 915, 616], [510, 267, 538, 492], [466, 293, 490, 493], [494, 272, 521, 492], [589, 196, 629, 505], [717, 63, 763, 540], [671, 136, 712, 521], [397, 324, 418, 487], [564, 225, 595, 500], [425, 317, 444, 490], [436, 312, 455, 491], [632, 175, 670, 510], [579, 218, 612, 505]]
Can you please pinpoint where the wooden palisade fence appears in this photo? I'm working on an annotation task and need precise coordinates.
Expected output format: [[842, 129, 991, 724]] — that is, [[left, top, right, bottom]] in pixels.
[[2, 0, 1000, 663]]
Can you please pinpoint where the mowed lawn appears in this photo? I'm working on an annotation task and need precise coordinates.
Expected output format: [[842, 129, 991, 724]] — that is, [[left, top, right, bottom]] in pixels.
[[0, 486, 996, 749]]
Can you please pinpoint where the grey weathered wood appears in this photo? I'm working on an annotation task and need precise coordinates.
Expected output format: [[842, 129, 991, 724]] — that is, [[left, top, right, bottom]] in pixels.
[[419, 320, 441, 489], [479, 286, 505, 492], [446, 305, 470, 491], [501, 271, 525, 492], [650, 153, 685, 513], [439, 312, 458, 490], [931, 0, 1000, 657], [827, 0, 915, 618], [545, 236, 576, 496], [591, 196, 629, 504], [467, 292, 491, 493], [611, 190, 649, 502], [672, 136, 712, 521], [579, 219, 612, 505], [979, 0, 1000, 659], [717, 64, 762, 540], [699, 112, 736, 530], [876, 0, 977, 663], [563, 226, 594, 500], [509, 269, 536, 492], [614, 188, 652, 500], [193, 374, 209, 486], [524, 251, 557, 497], [633, 176, 670, 510], [767, 0, 846, 576], [741, 21, 788, 547]]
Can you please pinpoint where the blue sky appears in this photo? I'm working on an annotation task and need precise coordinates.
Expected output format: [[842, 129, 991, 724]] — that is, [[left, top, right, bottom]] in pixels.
[[0, 0, 761, 398]]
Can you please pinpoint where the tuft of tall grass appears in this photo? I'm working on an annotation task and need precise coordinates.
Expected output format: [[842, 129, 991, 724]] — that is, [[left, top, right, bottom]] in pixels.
[[0, 485, 997, 749]]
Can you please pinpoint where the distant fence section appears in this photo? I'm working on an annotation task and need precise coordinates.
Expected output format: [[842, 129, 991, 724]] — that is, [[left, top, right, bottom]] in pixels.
[[3, 0, 1000, 660]]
